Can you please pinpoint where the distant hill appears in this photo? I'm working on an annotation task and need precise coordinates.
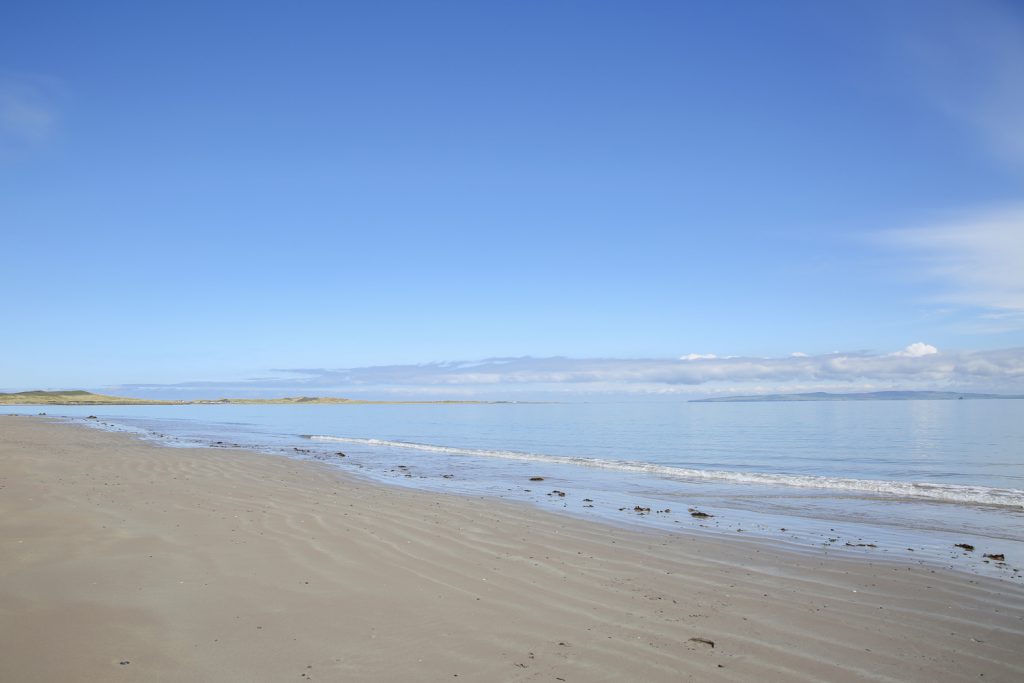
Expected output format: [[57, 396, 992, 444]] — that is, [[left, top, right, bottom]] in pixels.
[[0, 390, 506, 406], [691, 391, 1024, 403]]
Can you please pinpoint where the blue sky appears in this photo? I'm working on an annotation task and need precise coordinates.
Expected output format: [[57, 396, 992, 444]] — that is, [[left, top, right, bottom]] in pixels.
[[1, 0, 1022, 397]]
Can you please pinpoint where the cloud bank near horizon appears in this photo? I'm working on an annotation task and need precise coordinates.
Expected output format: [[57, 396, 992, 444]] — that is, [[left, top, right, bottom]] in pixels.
[[111, 344, 1024, 399]]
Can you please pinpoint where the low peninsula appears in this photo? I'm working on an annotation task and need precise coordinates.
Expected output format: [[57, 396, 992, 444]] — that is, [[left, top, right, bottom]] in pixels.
[[692, 390, 1024, 403]]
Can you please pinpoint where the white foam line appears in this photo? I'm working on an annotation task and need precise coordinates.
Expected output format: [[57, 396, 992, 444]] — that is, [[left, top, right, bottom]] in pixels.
[[307, 435, 1024, 509]]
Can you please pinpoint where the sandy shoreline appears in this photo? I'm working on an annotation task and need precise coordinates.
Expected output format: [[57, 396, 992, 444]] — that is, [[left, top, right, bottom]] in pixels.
[[2, 417, 1022, 681]]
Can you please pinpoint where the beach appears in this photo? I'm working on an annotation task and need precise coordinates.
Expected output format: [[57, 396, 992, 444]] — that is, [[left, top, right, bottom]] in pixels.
[[2, 416, 1022, 682]]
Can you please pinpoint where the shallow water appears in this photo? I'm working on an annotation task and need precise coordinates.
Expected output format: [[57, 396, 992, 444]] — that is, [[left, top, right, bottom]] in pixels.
[[4, 400, 1023, 579]]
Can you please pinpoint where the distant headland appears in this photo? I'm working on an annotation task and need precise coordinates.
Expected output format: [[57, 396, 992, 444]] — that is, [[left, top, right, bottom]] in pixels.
[[0, 390, 517, 406], [691, 391, 1024, 403]]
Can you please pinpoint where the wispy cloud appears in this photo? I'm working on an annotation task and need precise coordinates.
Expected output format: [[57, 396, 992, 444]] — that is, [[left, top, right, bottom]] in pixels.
[[881, 205, 1024, 327], [112, 345, 1024, 399], [0, 72, 63, 154], [905, 1, 1024, 166]]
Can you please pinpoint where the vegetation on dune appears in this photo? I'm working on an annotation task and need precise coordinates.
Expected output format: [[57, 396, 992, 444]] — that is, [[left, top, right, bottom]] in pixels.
[[0, 391, 179, 405], [0, 390, 509, 406]]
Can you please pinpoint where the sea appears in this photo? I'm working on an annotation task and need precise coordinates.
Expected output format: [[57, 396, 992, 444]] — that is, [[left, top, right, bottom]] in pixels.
[[4, 400, 1022, 580]]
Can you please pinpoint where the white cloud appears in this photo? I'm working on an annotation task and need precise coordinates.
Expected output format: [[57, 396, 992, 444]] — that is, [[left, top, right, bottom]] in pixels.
[[891, 342, 938, 357], [681, 353, 717, 361]]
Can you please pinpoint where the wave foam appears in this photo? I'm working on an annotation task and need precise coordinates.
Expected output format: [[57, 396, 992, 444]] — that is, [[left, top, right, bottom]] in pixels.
[[306, 435, 1024, 509]]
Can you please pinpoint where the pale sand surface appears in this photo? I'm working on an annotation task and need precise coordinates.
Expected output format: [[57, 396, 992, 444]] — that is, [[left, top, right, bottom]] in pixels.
[[2, 417, 1023, 682]]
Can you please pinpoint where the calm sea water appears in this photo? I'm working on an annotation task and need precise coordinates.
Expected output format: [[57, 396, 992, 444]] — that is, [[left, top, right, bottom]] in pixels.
[[4, 400, 1023, 577]]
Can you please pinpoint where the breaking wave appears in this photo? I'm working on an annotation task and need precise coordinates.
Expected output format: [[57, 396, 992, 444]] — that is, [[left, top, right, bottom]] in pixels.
[[306, 435, 1024, 509]]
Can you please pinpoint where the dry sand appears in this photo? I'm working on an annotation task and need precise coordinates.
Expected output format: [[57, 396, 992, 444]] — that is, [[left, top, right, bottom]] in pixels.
[[1, 416, 1022, 682]]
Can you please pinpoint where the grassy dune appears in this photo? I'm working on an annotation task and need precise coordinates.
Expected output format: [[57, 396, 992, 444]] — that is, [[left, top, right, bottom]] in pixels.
[[0, 390, 502, 406], [0, 391, 179, 405]]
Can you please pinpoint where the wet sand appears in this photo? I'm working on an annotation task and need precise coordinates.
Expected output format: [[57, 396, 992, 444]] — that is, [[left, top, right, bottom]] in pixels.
[[2, 416, 1022, 681]]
